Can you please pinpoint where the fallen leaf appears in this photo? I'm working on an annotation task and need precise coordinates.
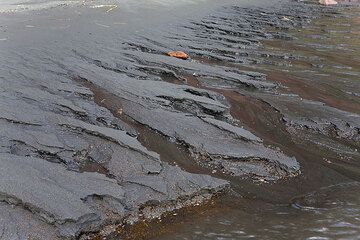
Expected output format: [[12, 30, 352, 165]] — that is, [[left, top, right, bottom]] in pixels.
[[167, 51, 189, 60]]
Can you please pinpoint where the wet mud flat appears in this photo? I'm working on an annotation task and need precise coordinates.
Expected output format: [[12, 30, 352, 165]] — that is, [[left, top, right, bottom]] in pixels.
[[0, 0, 359, 239]]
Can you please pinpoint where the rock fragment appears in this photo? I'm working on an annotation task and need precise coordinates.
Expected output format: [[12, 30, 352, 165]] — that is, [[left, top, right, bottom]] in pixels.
[[319, 0, 338, 5]]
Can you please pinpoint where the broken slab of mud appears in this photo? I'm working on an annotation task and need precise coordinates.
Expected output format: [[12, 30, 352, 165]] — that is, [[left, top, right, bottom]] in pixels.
[[70, 68, 300, 181], [0, 72, 228, 238], [254, 92, 360, 142]]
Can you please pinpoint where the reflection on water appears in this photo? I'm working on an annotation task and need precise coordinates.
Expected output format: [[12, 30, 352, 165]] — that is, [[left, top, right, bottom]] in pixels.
[[157, 182, 360, 240], [0, 0, 77, 12], [0, 0, 210, 13]]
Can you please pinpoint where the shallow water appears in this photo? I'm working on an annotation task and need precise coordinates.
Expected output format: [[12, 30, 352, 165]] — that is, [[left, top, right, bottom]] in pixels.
[[0, 0, 359, 239], [155, 182, 360, 240]]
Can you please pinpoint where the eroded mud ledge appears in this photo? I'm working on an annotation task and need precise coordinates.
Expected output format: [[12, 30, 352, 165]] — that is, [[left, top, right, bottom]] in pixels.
[[0, 0, 359, 239]]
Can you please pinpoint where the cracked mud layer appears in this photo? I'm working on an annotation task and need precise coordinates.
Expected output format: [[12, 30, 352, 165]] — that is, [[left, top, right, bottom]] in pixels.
[[0, 0, 359, 239]]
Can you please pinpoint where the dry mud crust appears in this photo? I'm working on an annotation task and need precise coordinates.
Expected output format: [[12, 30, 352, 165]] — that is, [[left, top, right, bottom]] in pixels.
[[66, 53, 301, 181], [120, 99, 300, 181], [0, 73, 228, 239], [260, 93, 360, 143]]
